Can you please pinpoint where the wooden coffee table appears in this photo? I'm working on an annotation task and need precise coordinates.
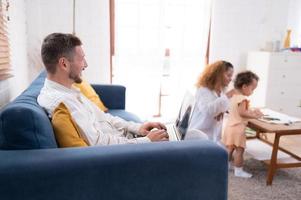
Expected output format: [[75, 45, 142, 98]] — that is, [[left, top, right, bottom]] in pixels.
[[247, 119, 301, 185]]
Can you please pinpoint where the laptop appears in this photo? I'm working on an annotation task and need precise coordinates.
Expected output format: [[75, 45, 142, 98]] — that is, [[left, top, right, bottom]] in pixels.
[[166, 91, 195, 141]]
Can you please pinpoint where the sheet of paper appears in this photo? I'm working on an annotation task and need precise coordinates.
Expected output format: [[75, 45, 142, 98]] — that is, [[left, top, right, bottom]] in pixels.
[[258, 108, 301, 124]]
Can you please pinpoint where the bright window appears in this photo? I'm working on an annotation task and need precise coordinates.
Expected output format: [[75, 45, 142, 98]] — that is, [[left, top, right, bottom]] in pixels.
[[113, 0, 212, 120]]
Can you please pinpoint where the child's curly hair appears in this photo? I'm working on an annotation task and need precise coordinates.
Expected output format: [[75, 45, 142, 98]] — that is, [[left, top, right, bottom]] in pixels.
[[234, 70, 259, 89]]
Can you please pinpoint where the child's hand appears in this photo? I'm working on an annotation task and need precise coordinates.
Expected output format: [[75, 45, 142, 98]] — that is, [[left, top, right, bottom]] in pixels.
[[253, 109, 263, 118]]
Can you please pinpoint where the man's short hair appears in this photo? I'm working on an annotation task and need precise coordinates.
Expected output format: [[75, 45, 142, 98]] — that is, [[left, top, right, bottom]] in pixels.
[[41, 33, 82, 74]]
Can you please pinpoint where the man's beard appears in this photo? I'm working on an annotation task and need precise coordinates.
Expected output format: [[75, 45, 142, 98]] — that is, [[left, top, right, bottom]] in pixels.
[[69, 70, 82, 84]]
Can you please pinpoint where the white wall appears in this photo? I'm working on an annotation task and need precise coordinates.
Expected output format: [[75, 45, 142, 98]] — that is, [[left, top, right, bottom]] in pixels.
[[25, 0, 73, 81], [76, 0, 110, 83], [209, 0, 290, 73], [25, 0, 110, 83], [8, 0, 28, 99]]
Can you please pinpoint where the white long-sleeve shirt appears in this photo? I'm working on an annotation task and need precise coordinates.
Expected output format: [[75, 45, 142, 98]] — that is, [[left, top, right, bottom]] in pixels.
[[189, 87, 229, 143], [37, 79, 150, 145]]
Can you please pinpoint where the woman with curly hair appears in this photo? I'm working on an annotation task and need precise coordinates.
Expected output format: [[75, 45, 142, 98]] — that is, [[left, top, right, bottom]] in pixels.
[[189, 60, 236, 143]]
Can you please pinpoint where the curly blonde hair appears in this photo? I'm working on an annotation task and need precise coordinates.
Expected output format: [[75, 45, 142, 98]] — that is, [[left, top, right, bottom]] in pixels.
[[196, 60, 233, 90]]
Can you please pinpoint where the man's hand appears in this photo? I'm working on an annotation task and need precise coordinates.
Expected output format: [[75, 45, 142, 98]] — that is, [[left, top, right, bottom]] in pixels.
[[146, 129, 169, 142], [138, 122, 167, 136]]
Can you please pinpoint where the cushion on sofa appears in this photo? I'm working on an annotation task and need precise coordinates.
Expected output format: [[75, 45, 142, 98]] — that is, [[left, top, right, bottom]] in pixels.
[[0, 71, 58, 149], [52, 103, 88, 147], [91, 84, 126, 110], [73, 79, 108, 112], [0, 103, 57, 150]]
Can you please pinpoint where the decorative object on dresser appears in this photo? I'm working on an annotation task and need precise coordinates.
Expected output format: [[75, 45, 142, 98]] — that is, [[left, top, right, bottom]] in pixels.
[[283, 29, 291, 49], [247, 51, 301, 118]]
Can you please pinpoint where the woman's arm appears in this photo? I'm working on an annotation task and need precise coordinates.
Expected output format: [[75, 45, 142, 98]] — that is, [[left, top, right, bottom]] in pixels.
[[201, 93, 229, 117]]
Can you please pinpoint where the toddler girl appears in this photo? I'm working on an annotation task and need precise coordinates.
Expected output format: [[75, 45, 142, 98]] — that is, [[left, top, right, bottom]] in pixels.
[[222, 71, 263, 178]]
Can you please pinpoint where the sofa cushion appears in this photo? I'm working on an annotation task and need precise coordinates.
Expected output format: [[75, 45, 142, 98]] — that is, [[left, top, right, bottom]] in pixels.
[[0, 71, 58, 150], [0, 102, 58, 150], [52, 103, 88, 147], [73, 79, 108, 112], [92, 84, 126, 109]]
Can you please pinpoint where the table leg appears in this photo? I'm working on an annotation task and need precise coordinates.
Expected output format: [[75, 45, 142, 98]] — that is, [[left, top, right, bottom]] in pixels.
[[266, 134, 280, 185]]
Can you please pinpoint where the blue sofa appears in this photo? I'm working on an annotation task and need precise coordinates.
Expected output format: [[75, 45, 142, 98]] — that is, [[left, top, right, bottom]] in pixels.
[[0, 71, 228, 200]]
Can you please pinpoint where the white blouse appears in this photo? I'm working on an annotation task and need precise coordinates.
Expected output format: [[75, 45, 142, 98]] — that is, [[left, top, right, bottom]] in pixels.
[[189, 87, 230, 143], [38, 79, 150, 146]]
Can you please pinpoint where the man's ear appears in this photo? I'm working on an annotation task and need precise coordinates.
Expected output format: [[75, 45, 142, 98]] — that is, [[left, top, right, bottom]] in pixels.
[[58, 57, 68, 70]]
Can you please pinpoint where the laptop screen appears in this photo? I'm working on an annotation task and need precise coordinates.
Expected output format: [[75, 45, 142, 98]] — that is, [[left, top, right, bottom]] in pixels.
[[175, 91, 195, 140]]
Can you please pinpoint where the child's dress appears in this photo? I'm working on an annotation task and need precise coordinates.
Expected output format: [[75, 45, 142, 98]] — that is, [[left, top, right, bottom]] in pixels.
[[222, 94, 249, 148]]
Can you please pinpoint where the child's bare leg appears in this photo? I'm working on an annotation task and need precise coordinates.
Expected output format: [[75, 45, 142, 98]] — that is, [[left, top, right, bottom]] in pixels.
[[227, 146, 235, 161], [234, 147, 244, 167], [226, 146, 235, 170], [233, 147, 252, 178]]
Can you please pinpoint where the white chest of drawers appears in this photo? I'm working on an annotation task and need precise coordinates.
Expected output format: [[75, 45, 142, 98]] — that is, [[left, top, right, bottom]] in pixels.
[[246, 51, 301, 117]]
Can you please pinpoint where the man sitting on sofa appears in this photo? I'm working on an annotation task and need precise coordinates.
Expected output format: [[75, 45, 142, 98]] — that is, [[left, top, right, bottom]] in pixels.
[[38, 32, 169, 147]]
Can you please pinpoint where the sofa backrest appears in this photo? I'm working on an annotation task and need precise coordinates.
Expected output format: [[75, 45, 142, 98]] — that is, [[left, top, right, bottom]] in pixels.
[[0, 71, 58, 150]]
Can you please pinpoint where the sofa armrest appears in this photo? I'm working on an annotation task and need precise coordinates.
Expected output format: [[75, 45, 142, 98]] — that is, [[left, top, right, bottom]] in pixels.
[[0, 140, 228, 200], [91, 84, 125, 109]]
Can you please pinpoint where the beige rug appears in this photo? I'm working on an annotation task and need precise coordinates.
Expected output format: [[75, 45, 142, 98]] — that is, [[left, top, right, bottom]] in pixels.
[[228, 156, 301, 200]]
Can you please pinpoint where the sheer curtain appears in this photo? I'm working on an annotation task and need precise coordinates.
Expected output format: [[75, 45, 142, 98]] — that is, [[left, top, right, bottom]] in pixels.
[[113, 0, 212, 120]]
